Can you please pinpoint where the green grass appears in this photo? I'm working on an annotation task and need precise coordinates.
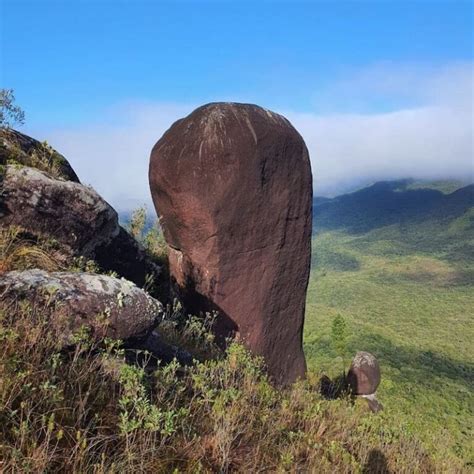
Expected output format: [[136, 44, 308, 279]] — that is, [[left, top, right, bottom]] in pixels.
[[304, 227, 474, 467]]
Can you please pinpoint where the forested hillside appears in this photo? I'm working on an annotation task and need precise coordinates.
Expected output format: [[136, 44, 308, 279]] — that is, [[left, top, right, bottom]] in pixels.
[[306, 179, 474, 466]]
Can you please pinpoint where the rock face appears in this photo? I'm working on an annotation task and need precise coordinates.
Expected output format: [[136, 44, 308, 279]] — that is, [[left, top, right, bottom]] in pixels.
[[0, 128, 80, 182], [347, 351, 381, 396], [0, 269, 163, 344], [149, 102, 312, 384], [0, 165, 160, 288]]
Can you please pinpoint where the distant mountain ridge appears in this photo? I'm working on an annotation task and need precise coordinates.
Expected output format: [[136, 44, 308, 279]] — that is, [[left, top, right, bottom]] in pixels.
[[313, 179, 474, 234]]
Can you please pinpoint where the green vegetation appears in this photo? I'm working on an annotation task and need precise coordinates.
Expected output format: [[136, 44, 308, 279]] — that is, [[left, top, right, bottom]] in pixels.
[[331, 314, 349, 375], [0, 203, 438, 472], [305, 182, 473, 467], [0, 298, 433, 472], [126, 206, 168, 265], [397, 179, 469, 195], [1, 179, 471, 471], [0, 135, 70, 181], [0, 88, 25, 128]]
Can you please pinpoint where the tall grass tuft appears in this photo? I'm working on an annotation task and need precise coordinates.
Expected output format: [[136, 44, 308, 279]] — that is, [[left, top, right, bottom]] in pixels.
[[0, 226, 64, 274]]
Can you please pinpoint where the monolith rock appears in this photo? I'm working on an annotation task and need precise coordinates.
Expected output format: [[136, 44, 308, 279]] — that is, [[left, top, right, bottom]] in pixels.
[[149, 102, 312, 384], [347, 351, 381, 396]]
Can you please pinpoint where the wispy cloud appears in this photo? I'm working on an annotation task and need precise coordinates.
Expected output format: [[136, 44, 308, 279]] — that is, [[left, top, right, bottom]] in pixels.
[[30, 62, 473, 210]]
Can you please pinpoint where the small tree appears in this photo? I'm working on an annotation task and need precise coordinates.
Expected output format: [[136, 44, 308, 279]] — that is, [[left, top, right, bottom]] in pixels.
[[129, 206, 147, 241], [0, 89, 25, 128], [331, 314, 348, 375]]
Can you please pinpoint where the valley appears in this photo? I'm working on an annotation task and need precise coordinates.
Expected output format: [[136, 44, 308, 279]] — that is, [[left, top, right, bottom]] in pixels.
[[305, 179, 474, 464]]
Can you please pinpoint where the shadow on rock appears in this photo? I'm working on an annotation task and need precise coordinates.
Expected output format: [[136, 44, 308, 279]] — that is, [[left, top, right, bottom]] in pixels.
[[170, 274, 240, 347]]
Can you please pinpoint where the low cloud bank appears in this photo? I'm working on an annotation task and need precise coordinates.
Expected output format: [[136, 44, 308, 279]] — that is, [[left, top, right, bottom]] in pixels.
[[31, 62, 472, 210]]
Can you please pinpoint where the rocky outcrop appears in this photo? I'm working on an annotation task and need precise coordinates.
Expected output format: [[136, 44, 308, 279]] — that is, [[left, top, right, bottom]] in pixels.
[[0, 165, 160, 288], [0, 269, 163, 344], [149, 102, 313, 385], [0, 128, 80, 182]]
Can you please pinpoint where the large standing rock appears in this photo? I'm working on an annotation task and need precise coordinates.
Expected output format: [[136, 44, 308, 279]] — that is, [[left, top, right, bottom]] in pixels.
[[0, 165, 160, 288], [149, 102, 312, 384], [0, 269, 163, 344]]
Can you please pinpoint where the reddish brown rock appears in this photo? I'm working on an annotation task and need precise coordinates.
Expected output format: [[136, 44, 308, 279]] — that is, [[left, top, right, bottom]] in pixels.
[[347, 351, 381, 396], [149, 102, 312, 384]]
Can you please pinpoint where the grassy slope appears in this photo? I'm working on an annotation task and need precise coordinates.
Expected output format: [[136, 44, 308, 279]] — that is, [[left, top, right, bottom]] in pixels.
[[0, 226, 435, 473], [304, 184, 474, 466]]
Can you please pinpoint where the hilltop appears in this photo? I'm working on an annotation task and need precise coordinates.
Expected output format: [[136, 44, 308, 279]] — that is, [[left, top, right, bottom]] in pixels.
[[0, 128, 440, 472], [313, 178, 473, 234]]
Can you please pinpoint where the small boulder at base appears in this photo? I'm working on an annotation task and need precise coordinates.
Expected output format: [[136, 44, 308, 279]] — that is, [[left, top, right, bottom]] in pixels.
[[347, 351, 383, 413], [0, 165, 160, 289], [149, 102, 313, 385], [347, 351, 381, 395], [0, 269, 163, 345]]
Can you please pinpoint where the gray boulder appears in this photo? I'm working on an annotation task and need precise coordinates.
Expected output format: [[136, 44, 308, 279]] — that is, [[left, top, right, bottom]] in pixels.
[[0, 269, 163, 344], [0, 165, 160, 289]]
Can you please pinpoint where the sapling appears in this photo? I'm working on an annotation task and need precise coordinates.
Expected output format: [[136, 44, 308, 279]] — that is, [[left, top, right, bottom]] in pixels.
[[331, 314, 349, 376]]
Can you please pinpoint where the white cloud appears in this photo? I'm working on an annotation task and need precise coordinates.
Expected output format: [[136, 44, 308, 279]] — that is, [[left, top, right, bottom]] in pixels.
[[31, 102, 194, 211], [291, 62, 473, 195], [289, 104, 472, 196], [29, 62, 473, 210]]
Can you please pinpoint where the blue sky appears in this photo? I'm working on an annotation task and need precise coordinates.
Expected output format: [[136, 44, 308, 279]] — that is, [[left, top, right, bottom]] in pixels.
[[1, 0, 473, 208]]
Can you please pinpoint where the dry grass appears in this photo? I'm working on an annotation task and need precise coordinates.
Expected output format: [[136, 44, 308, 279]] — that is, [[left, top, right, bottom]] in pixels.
[[0, 220, 441, 472], [1, 131, 68, 181], [0, 227, 64, 274], [0, 296, 436, 473]]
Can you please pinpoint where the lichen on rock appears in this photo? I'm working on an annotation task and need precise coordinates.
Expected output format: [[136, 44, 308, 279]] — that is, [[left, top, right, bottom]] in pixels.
[[0, 269, 163, 344], [0, 164, 161, 290]]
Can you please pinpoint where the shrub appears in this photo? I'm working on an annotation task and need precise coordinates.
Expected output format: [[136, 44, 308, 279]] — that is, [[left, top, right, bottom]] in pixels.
[[2, 133, 69, 180], [126, 206, 168, 266], [331, 314, 349, 375], [0, 296, 437, 473], [0, 89, 25, 128]]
